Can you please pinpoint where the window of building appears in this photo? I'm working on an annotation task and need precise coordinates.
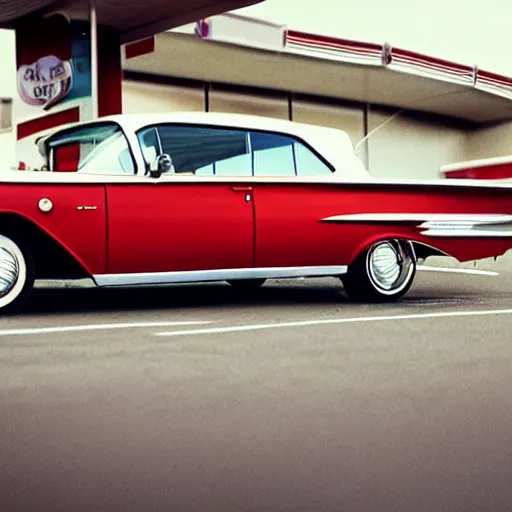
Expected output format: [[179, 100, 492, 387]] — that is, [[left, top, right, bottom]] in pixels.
[[208, 89, 289, 120], [136, 124, 333, 177], [122, 81, 205, 114], [0, 98, 13, 133]]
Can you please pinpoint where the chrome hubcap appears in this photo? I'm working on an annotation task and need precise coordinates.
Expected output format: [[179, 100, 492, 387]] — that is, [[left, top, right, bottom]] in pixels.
[[0, 246, 19, 298], [367, 240, 415, 293], [369, 243, 400, 290]]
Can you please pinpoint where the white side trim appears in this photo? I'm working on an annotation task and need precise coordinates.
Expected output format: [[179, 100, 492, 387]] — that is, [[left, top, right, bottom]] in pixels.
[[420, 217, 512, 237], [321, 213, 512, 238], [93, 265, 348, 287], [321, 213, 512, 224], [421, 229, 512, 238], [4, 171, 512, 188]]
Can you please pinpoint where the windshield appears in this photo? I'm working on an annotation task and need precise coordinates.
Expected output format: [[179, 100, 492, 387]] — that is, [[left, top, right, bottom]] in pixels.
[[45, 122, 136, 174]]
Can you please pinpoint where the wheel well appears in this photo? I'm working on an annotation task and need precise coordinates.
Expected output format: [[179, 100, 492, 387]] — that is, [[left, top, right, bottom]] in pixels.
[[411, 241, 449, 261], [349, 237, 448, 267], [0, 213, 90, 280]]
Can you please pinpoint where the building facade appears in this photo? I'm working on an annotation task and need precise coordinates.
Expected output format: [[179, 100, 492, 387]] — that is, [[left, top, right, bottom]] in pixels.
[[121, 22, 512, 180]]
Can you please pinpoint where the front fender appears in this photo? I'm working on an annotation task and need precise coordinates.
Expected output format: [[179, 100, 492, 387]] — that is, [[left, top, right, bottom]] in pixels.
[[0, 183, 107, 275]]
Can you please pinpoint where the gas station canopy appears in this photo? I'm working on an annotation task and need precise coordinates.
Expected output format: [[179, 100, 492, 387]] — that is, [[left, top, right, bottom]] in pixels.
[[0, 0, 263, 43]]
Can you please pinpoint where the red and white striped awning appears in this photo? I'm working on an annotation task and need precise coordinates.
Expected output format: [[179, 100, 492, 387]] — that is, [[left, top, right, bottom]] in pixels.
[[285, 30, 512, 103]]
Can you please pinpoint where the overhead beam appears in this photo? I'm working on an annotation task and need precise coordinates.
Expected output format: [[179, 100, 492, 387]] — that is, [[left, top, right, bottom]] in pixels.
[[1, 0, 265, 44]]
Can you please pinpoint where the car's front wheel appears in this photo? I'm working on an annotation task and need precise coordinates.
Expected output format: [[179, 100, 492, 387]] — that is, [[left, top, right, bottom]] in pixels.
[[341, 239, 417, 302], [0, 234, 35, 315]]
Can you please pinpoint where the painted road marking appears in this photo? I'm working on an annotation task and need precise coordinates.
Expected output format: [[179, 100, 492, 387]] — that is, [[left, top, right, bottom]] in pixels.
[[155, 308, 512, 338], [0, 321, 212, 337], [418, 266, 498, 276]]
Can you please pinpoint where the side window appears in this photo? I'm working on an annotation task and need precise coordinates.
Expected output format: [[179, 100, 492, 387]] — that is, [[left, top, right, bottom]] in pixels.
[[294, 142, 332, 176], [251, 132, 296, 176], [250, 131, 332, 177], [46, 122, 135, 174], [137, 124, 252, 176], [135, 124, 333, 178]]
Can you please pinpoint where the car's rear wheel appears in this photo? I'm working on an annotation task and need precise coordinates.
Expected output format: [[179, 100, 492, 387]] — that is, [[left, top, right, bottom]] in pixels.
[[341, 239, 416, 302], [227, 278, 267, 289], [0, 234, 35, 315]]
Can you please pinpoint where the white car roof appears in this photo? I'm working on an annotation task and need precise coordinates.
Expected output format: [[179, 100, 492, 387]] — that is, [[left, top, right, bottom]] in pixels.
[[37, 111, 371, 180]]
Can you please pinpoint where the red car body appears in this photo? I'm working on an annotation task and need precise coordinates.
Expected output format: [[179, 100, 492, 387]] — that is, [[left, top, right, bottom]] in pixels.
[[1, 112, 511, 313]]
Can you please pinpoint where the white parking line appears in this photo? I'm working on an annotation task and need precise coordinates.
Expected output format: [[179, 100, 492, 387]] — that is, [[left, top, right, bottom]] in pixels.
[[155, 308, 512, 338], [418, 266, 499, 276], [0, 321, 212, 337]]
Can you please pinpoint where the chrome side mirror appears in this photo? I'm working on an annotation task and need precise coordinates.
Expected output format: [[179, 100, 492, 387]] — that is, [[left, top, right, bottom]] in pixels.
[[149, 153, 173, 178]]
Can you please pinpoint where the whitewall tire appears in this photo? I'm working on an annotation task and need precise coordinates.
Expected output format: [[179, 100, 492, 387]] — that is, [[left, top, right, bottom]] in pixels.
[[341, 239, 417, 302], [0, 234, 34, 314]]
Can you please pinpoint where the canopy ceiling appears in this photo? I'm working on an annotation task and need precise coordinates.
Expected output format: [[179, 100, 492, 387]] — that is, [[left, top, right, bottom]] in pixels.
[[0, 0, 263, 43]]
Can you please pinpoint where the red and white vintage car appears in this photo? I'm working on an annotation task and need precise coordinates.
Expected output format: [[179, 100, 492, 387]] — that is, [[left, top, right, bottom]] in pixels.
[[1, 111, 512, 314]]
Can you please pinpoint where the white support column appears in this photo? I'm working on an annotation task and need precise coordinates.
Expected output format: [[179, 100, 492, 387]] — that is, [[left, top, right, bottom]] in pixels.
[[90, 0, 99, 119]]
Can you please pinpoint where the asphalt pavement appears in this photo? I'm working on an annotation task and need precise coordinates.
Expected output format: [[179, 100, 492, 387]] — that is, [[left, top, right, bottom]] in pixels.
[[1, 269, 512, 512]]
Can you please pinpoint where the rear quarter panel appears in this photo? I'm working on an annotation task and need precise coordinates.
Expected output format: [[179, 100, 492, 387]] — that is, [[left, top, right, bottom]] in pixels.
[[253, 182, 512, 267]]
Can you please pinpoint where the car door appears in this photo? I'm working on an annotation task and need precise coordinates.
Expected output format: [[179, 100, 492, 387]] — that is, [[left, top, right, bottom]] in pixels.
[[105, 123, 255, 279], [106, 180, 254, 276], [249, 131, 345, 269]]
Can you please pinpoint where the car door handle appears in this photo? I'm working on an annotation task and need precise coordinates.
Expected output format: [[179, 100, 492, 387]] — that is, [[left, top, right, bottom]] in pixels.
[[231, 186, 253, 192]]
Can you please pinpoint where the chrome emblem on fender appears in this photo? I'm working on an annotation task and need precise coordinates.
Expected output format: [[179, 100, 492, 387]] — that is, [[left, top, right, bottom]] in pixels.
[[38, 198, 54, 213]]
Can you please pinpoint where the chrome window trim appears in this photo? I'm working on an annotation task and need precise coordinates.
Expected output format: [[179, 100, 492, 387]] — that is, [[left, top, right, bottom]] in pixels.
[[154, 126, 164, 156]]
